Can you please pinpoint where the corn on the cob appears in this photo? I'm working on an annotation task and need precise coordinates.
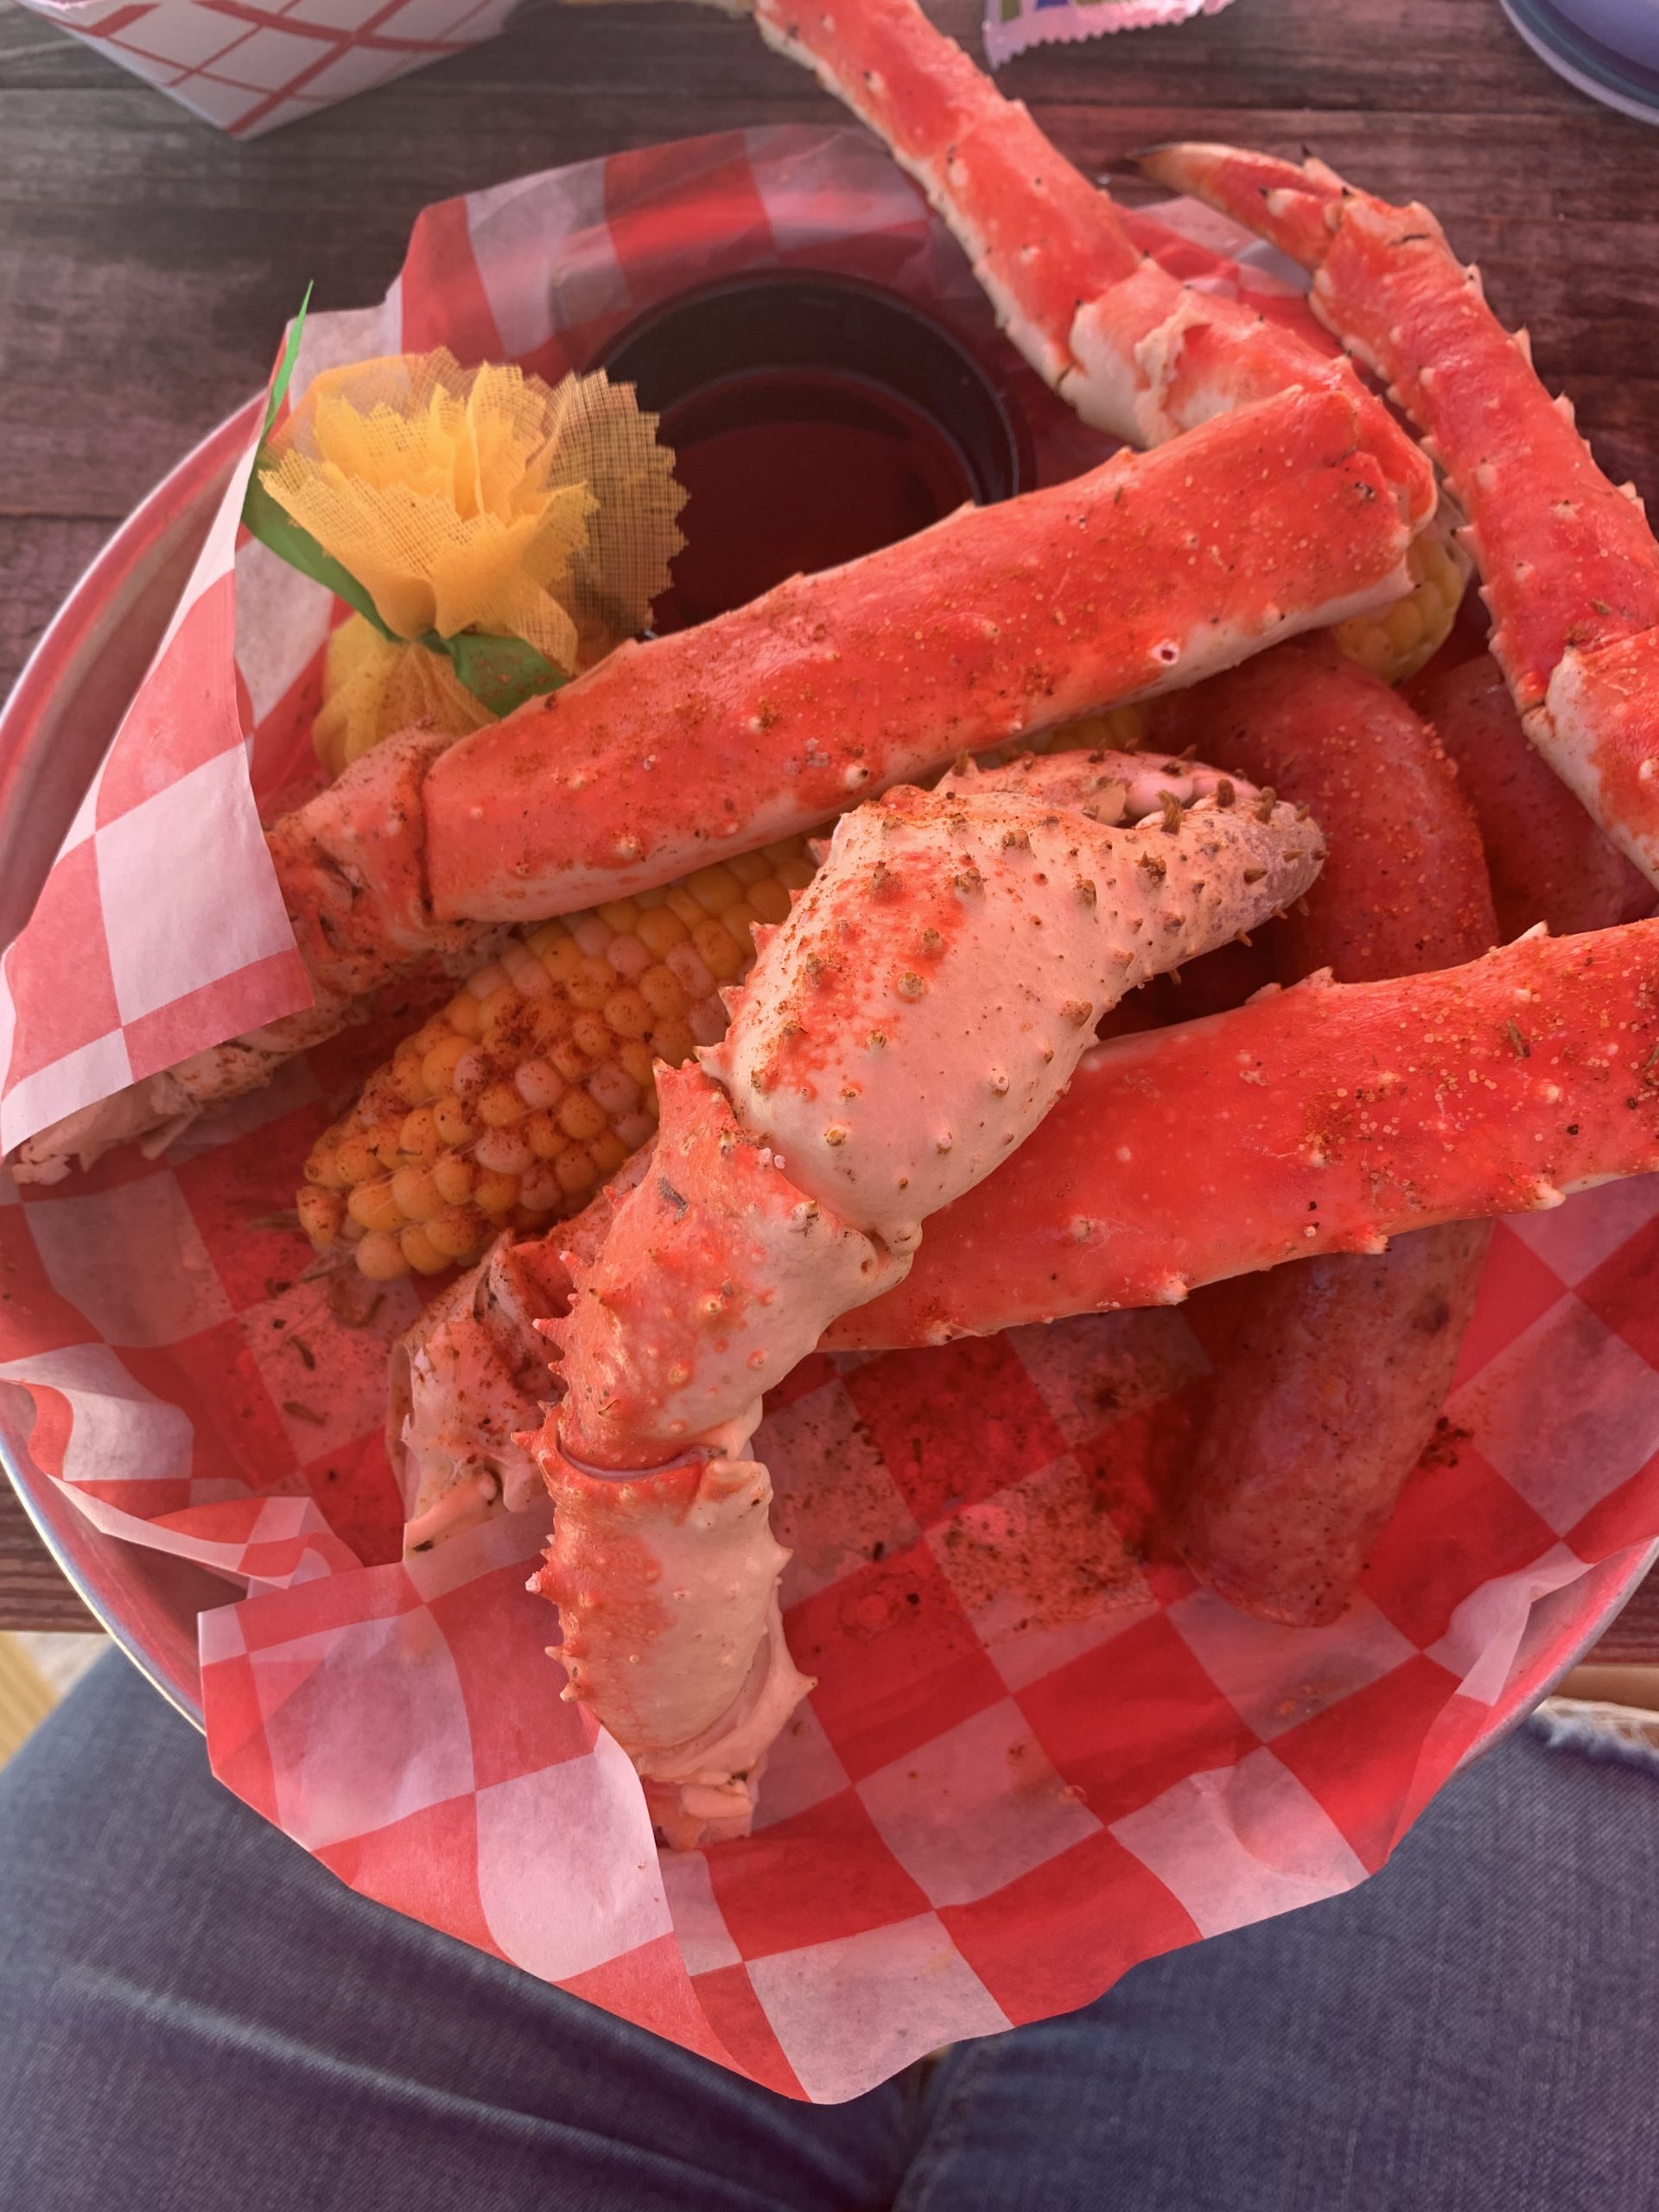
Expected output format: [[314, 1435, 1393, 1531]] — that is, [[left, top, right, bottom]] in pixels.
[[299, 836, 817, 1280], [1335, 509, 1470, 685], [1023, 702, 1150, 758]]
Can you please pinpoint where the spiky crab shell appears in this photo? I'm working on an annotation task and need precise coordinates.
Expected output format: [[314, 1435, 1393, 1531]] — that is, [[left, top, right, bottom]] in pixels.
[[415, 383, 1405, 926], [712, 781, 1325, 1249], [530, 1446, 809, 1768], [831, 918, 1659, 1347], [751, 0, 1433, 527], [547, 1062, 900, 1468], [1141, 142, 1659, 887]]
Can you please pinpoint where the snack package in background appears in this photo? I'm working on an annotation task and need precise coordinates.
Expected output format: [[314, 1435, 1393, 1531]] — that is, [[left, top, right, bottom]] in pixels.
[[9, 0, 523, 137], [2, 129, 1657, 2106], [984, 0, 1236, 68]]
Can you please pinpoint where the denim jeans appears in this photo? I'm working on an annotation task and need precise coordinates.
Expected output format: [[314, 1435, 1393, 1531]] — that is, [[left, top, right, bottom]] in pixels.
[[1, 1650, 1654, 2211]]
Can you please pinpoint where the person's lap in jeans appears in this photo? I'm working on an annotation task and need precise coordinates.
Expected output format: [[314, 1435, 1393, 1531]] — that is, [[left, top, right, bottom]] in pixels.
[[1, 1651, 1653, 2211]]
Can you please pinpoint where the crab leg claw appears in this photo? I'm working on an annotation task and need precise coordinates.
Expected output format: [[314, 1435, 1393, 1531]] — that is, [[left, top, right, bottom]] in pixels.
[[747, 0, 1433, 529], [836, 918, 1659, 1346], [1141, 141, 1659, 887], [397, 914, 1659, 1559], [9, 380, 1410, 1190], [528, 776, 1325, 1841]]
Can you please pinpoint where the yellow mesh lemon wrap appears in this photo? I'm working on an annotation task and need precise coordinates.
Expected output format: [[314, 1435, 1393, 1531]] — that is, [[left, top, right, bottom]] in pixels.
[[262, 350, 686, 765], [314, 616, 495, 780]]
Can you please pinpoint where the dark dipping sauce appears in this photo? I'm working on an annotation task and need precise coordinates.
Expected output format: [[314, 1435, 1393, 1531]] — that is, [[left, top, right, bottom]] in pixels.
[[598, 272, 1032, 632], [654, 370, 977, 627]]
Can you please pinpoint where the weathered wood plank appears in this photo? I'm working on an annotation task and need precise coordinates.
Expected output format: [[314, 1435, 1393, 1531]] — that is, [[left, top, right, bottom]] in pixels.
[[0, 517, 112, 697], [0, 1484, 96, 1631], [1586, 1573, 1659, 1667]]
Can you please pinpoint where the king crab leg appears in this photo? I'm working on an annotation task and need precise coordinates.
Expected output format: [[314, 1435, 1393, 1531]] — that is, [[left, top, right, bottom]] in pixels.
[[837, 918, 1659, 1346], [389, 747, 1267, 1539], [1139, 142, 1659, 887], [524, 767, 1325, 1843], [10, 385, 1408, 1187], [395, 914, 1659, 1545], [737, 0, 1433, 530]]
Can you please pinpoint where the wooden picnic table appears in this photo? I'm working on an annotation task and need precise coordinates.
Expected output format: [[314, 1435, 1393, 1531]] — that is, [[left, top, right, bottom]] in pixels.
[[0, 0, 1656, 1656]]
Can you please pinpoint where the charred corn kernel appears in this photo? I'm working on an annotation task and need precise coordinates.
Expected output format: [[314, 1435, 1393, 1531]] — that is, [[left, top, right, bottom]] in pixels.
[[557, 1090, 608, 1143], [518, 1161, 567, 1211], [570, 1011, 614, 1062], [554, 1144, 599, 1196], [335, 1135, 381, 1185], [650, 1017, 697, 1065], [372, 1118, 406, 1170], [297, 1185, 345, 1249], [348, 1179, 405, 1233], [513, 1058, 565, 1109], [431, 1096, 476, 1148], [391, 1053, 429, 1108], [432, 1154, 475, 1205], [748, 877, 791, 924], [550, 1035, 592, 1084], [1037, 702, 1151, 758], [480, 984, 521, 1033], [474, 1127, 533, 1176], [355, 1230, 407, 1281], [636, 906, 689, 957], [618, 1039, 656, 1090], [477, 1082, 528, 1128], [587, 1062, 641, 1118], [399, 1224, 450, 1275], [400, 1106, 442, 1160], [524, 1109, 569, 1161], [606, 934, 652, 981], [1336, 515, 1469, 684], [391, 1165, 443, 1222], [474, 1168, 519, 1214], [603, 988, 654, 1040], [422, 1034, 470, 1094], [589, 1129, 629, 1178], [540, 933, 584, 987], [688, 863, 742, 915], [666, 943, 716, 999], [298, 836, 814, 1275], [692, 917, 747, 981], [566, 956, 617, 1012], [428, 1206, 488, 1260]]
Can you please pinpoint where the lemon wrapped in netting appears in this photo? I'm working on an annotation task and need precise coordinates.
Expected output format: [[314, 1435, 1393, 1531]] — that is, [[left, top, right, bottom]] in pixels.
[[257, 349, 686, 778]]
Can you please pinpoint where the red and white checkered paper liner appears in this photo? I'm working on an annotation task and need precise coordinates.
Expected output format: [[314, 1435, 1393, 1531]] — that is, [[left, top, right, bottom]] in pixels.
[[985, 0, 1235, 69], [16, 0, 1234, 140], [14, 0, 522, 138], [2, 128, 1657, 2102]]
